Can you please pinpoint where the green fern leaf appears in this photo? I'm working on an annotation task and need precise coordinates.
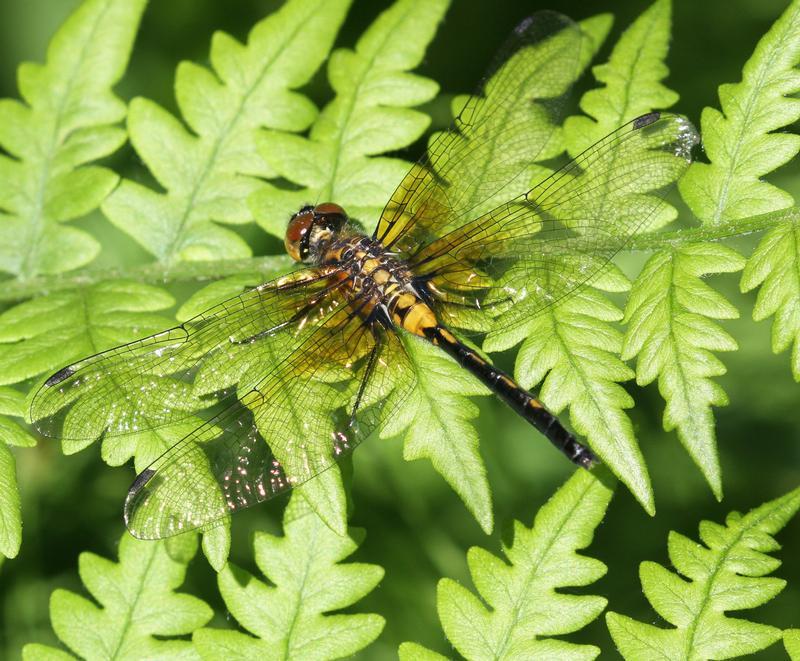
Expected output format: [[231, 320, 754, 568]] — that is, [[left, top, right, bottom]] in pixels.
[[0, 281, 173, 387], [742, 219, 800, 380], [606, 485, 800, 660], [0, 442, 22, 560], [382, 334, 493, 533], [193, 494, 384, 660], [409, 469, 613, 660], [500, 266, 651, 512], [0, 387, 37, 450], [786, 629, 800, 659], [102, 0, 351, 263], [0, 0, 145, 281], [0, 387, 36, 559], [492, 0, 680, 515], [679, 0, 800, 381], [565, 0, 677, 150], [678, 0, 800, 225], [398, 642, 450, 660], [251, 0, 449, 238], [622, 244, 744, 498], [22, 532, 212, 660], [0, 281, 180, 470]]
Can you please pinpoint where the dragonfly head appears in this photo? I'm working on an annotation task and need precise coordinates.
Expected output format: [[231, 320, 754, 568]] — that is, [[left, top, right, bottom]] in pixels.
[[285, 202, 348, 263]]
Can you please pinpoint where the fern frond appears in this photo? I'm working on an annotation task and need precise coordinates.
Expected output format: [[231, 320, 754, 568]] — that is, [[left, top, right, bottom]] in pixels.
[[679, 0, 800, 225], [0, 281, 173, 388], [499, 267, 650, 512], [23, 532, 212, 660], [251, 0, 449, 238], [0, 280, 179, 474], [492, 0, 680, 514], [398, 642, 449, 660], [606, 485, 800, 660], [193, 495, 384, 660], [0, 443, 21, 562], [682, 0, 800, 380], [0, 0, 145, 280], [565, 0, 677, 150], [402, 469, 613, 659], [102, 0, 352, 263], [623, 245, 744, 498], [0, 387, 36, 559], [382, 335, 493, 533], [787, 629, 800, 659], [742, 219, 800, 380]]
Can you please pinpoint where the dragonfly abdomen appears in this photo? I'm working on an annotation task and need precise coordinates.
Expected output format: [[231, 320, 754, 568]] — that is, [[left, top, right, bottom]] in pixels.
[[425, 325, 598, 468]]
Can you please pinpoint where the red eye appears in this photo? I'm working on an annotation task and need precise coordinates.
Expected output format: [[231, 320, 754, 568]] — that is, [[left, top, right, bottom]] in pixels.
[[286, 214, 312, 243], [285, 212, 313, 261], [314, 202, 346, 217]]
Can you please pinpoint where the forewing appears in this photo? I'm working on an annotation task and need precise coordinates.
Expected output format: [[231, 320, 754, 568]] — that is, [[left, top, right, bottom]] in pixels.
[[29, 267, 346, 446], [374, 11, 583, 254], [410, 113, 700, 335], [123, 308, 416, 539]]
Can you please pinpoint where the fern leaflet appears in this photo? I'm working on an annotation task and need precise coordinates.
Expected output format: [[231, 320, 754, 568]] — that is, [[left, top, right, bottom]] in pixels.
[[606, 486, 800, 659], [251, 0, 449, 238], [680, 0, 800, 380], [193, 495, 384, 660], [102, 0, 352, 263], [402, 469, 614, 659], [787, 629, 800, 659], [0, 387, 36, 559], [0, 0, 145, 280], [23, 533, 211, 660], [496, 0, 679, 513]]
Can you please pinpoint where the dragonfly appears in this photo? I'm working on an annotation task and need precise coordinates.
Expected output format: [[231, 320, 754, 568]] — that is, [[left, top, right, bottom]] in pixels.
[[30, 11, 698, 539]]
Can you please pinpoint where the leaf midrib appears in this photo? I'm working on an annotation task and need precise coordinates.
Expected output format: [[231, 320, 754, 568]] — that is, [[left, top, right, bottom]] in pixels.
[[710, 3, 800, 225], [679, 505, 785, 658], [281, 523, 322, 659], [663, 252, 713, 473], [20, 0, 114, 280], [106, 542, 159, 659], [163, 0, 321, 262], [324, 1, 416, 202], [614, 0, 663, 125], [547, 303, 641, 489], [492, 476, 596, 659]]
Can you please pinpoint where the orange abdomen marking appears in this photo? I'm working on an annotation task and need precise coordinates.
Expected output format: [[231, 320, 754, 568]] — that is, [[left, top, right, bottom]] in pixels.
[[389, 292, 437, 336]]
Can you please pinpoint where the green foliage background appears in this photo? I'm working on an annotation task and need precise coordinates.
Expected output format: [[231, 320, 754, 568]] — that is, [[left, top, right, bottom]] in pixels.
[[0, 0, 799, 659]]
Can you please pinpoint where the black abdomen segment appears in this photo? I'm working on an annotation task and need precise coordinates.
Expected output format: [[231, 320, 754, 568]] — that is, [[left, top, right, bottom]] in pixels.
[[425, 326, 598, 468]]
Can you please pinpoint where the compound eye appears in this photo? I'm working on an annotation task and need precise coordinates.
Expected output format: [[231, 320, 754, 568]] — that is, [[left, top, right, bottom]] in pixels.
[[285, 211, 313, 262], [313, 202, 346, 217]]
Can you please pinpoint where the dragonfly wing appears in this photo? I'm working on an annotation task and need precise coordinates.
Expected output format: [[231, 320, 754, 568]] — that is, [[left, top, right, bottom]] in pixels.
[[123, 303, 416, 539], [30, 267, 346, 446], [410, 113, 700, 335], [374, 11, 584, 253]]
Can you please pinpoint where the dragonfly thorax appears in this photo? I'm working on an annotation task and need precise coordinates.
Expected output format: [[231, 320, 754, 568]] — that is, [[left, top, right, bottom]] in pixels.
[[322, 233, 439, 336]]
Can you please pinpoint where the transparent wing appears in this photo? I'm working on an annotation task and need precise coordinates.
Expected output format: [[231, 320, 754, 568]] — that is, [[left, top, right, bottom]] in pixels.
[[410, 113, 700, 335], [374, 11, 583, 254], [29, 267, 347, 445], [123, 301, 416, 539]]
